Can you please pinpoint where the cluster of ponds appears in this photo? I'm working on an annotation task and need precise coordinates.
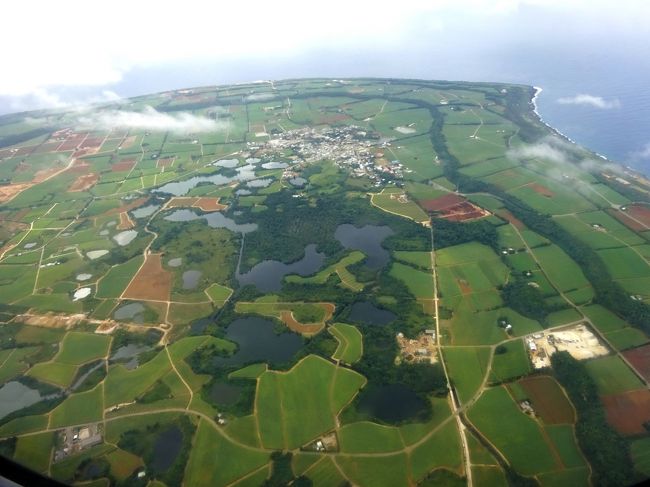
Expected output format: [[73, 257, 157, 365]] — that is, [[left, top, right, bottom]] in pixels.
[[164, 209, 258, 234]]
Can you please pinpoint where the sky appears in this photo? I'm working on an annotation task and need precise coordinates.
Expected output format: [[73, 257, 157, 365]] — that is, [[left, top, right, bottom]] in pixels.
[[1, 0, 647, 110], [1, 0, 650, 169]]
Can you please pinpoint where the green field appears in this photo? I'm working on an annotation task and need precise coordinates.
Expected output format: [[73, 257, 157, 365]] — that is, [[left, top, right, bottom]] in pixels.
[[55, 332, 111, 365], [49, 384, 104, 428], [256, 355, 365, 449], [329, 323, 363, 364], [468, 386, 558, 476], [389, 262, 435, 299], [584, 355, 645, 395], [489, 339, 531, 383], [286, 251, 366, 291], [371, 188, 429, 222], [444, 347, 491, 403]]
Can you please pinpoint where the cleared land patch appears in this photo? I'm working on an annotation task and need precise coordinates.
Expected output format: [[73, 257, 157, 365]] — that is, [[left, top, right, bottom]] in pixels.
[[122, 253, 172, 302], [235, 298, 334, 335], [602, 389, 650, 435]]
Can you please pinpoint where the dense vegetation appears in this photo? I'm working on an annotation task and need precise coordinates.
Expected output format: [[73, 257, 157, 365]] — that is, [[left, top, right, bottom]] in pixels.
[[551, 352, 634, 486], [501, 279, 551, 321]]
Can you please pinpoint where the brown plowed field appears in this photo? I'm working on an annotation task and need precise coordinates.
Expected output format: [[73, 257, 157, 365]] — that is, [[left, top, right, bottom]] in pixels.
[[420, 193, 465, 211], [528, 183, 555, 197], [627, 205, 650, 228], [519, 375, 575, 424], [0, 183, 31, 203], [623, 344, 650, 381], [603, 389, 650, 435], [280, 311, 324, 336], [608, 208, 647, 231], [117, 212, 135, 230], [104, 198, 148, 216], [68, 173, 99, 192], [122, 254, 171, 302], [111, 159, 137, 172], [167, 197, 226, 212], [496, 209, 525, 229]]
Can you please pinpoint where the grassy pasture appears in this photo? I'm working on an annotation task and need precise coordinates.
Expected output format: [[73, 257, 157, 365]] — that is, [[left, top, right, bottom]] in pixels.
[[105, 448, 144, 481], [531, 244, 591, 293], [329, 323, 363, 364], [598, 247, 650, 280], [55, 332, 111, 365], [27, 361, 78, 388], [631, 437, 650, 477], [489, 339, 531, 383], [393, 250, 432, 269], [336, 453, 409, 487], [338, 421, 403, 453], [545, 424, 586, 468], [229, 363, 267, 380], [50, 384, 104, 428], [13, 431, 54, 473], [286, 251, 366, 291], [256, 355, 365, 449], [305, 456, 346, 487], [409, 420, 463, 481], [584, 355, 644, 395], [468, 386, 558, 476], [96, 256, 144, 299], [370, 188, 429, 222], [390, 262, 435, 299], [204, 282, 232, 304], [184, 419, 269, 487], [444, 347, 491, 403]]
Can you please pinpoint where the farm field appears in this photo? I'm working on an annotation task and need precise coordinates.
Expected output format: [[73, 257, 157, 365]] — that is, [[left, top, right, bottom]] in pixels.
[[0, 78, 648, 486]]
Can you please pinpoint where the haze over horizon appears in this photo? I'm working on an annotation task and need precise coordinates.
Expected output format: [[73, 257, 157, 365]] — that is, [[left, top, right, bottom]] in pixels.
[[2, 0, 650, 170]]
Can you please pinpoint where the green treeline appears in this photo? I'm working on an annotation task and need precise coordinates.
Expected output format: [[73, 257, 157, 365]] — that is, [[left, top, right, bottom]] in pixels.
[[551, 352, 634, 486]]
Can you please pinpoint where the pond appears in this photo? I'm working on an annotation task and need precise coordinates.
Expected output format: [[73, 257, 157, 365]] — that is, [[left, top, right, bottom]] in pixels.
[[348, 301, 396, 326], [113, 302, 145, 322], [211, 158, 239, 168], [261, 161, 288, 169], [164, 209, 258, 234], [213, 317, 302, 367], [73, 287, 92, 301], [70, 361, 104, 391], [357, 383, 426, 423], [154, 164, 257, 196], [151, 425, 183, 473], [86, 250, 109, 260], [76, 273, 92, 281], [110, 344, 151, 370], [246, 178, 273, 188], [167, 257, 182, 267], [131, 204, 160, 218], [113, 230, 138, 246], [209, 381, 242, 406], [182, 270, 202, 290], [0, 381, 42, 420], [335, 224, 394, 269], [289, 177, 307, 187], [236, 244, 325, 292]]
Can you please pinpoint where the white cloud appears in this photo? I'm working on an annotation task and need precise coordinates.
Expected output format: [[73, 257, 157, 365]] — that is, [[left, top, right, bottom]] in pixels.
[[556, 94, 620, 109], [76, 106, 228, 134], [629, 143, 650, 161]]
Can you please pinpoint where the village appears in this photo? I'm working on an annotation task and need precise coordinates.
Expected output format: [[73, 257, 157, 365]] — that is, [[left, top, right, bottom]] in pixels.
[[249, 125, 405, 185], [396, 329, 438, 364]]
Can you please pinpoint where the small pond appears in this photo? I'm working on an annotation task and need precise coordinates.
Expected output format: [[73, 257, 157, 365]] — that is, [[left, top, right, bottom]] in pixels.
[[113, 302, 145, 322], [164, 209, 258, 234], [348, 301, 396, 326], [0, 381, 42, 420], [236, 244, 324, 292], [151, 426, 183, 473], [212, 317, 302, 367], [182, 270, 202, 290], [335, 224, 394, 269], [131, 204, 160, 218], [209, 382, 242, 406], [113, 230, 138, 246]]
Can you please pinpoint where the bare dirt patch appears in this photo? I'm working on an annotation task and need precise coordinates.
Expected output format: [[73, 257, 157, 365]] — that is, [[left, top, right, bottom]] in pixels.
[[111, 159, 137, 172], [496, 209, 525, 229], [104, 198, 148, 216], [166, 197, 226, 212], [608, 208, 647, 231], [458, 279, 472, 295], [519, 375, 575, 424], [119, 135, 137, 149], [626, 204, 650, 228], [527, 182, 555, 197], [280, 303, 334, 336], [117, 212, 135, 230], [0, 183, 32, 203], [69, 173, 99, 192], [14, 312, 87, 329], [122, 254, 171, 302], [623, 344, 650, 381], [603, 389, 650, 435]]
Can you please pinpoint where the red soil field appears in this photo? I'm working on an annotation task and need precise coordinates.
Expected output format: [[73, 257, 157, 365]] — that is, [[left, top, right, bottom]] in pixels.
[[519, 375, 575, 424], [420, 193, 465, 211], [623, 344, 650, 381], [627, 204, 650, 228], [528, 182, 555, 197], [603, 389, 650, 435], [122, 254, 171, 302], [608, 208, 647, 231], [279, 303, 334, 336], [68, 173, 98, 192], [119, 135, 137, 149], [117, 212, 135, 230], [111, 159, 137, 172], [80, 137, 104, 149], [103, 197, 148, 216], [496, 209, 525, 229], [166, 197, 226, 212]]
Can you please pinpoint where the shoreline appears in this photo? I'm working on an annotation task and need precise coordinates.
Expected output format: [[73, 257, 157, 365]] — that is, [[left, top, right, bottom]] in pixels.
[[531, 86, 611, 163]]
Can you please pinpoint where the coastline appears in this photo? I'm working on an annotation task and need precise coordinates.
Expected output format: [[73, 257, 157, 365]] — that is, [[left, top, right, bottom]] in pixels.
[[531, 86, 611, 163]]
